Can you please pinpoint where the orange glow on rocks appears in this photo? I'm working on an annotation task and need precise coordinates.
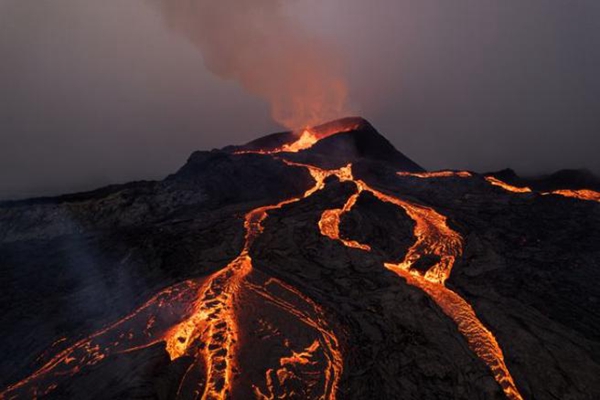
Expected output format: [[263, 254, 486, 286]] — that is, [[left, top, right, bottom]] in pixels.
[[485, 177, 532, 193], [23, 125, 600, 400], [398, 171, 473, 178], [485, 177, 600, 203], [247, 276, 342, 400], [313, 164, 523, 400], [545, 189, 600, 202], [319, 191, 371, 251], [1, 158, 344, 400], [0, 279, 209, 399], [236, 119, 363, 155], [279, 129, 320, 153]]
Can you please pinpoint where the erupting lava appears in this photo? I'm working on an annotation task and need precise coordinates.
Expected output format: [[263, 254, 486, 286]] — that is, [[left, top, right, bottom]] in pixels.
[[236, 129, 321, 155], [9, 121, 599, 399], [236, 120, 363, 155], [315, 168, 523, 400], [1, 156, 344, 400], [280, 129, 320, 153]]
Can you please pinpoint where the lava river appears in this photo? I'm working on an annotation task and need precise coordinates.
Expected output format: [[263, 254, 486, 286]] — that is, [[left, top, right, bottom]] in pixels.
[[484, 176, 600, 202], [0, 156, 343, 400], [2, 128, 546, 400], [316, 166, 524, 400]]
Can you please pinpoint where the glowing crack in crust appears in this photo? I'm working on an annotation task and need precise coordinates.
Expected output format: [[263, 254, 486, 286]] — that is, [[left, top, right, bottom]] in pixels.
[[485, 176, 533, 193], [247, 277, 342, 400], [5, 123, 596, 399], [1, 158, 343, 400], [235, 122, 362, 155], [398, 171, 473, 179], [543, 189, 600, 202], [485, 176, 600, 202], [317, 166, 524, 400]]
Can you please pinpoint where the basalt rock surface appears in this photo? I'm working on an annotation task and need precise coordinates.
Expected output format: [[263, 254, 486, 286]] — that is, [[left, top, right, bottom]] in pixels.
[[1, 119, 599, 400]]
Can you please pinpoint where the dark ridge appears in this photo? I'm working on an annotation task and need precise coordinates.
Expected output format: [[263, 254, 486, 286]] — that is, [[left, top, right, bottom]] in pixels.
[[226, 130, 296, 152], [484, 168, 520, 182], [0, 181, 156, 208], [311, 116, 372, 135], [533, 169, 600, 191], [340, 190, 416, 262], [167, 149, 313, 206]]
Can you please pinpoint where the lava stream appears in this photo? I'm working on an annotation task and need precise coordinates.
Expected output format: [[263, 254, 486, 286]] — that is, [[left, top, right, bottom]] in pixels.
[[398, 171, 473, 178], [246, 276, 342, 400], [544, 189, 600, 202], [0, 279, 209, 399], [316, 165, 523, 400], [485, 176, 600, 203], [485, 177, 532, 193], [1, 159, 345, 400], [235, 121, 362, 155]]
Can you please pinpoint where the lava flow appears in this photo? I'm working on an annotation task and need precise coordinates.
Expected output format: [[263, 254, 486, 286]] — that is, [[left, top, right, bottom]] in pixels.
[[236, 120, 363, 155], [5, 117, 600, 399], [398, 170, 473, 178], [316, 166, 523, 399], [244, 275, 342, 400], [544, 189, 600, 202], [485, 176, 600, 203], [2, 131, 525, 398], [1, 161, 344, 400], [485, 176, 533, 193], [235, 129, 319, 155]]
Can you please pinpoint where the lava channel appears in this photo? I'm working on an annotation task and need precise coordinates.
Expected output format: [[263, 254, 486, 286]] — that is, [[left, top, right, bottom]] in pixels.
[[315, 164, 524, 400], [544, 189, 600, 202], [485, 176, 600, 203], [1, 160, 344, 400], [398, 170, 473, 179], [235, 121, 362, 155], [485, 176, 533, 193]]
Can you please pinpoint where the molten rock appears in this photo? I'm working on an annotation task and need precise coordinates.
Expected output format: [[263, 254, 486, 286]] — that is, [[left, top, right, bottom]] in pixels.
[[1, 118, 600, 400]]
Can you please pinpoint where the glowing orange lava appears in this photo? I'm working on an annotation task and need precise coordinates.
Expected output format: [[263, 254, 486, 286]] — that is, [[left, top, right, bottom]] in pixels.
[[314, 165, 523, 400], [0, 279, 209, 399], [319, 191, 371, 251], [544, 189, 600, 202], [280, 129, 320, 153], [398, 171, 473, 178], [11, 122, 578, 400], [236, 121, 363, 155], [485, 176, 600, 204], [485, 177, 532, 193], [1, 159, 344, 400], [247, 277, 342, 400]]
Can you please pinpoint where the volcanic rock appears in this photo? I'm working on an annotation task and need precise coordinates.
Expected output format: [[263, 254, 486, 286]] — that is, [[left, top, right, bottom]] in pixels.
[[1, 117, 599, 400]]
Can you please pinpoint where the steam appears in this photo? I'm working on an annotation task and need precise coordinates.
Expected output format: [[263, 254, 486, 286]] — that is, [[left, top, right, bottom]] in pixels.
[[155, 0, 349, 130]]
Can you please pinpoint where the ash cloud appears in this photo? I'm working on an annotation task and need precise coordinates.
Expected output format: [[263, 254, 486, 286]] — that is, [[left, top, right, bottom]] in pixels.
[[155, 0, 349, 130]]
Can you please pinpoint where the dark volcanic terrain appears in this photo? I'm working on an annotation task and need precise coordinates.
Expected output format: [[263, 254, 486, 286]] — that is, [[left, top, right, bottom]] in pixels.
[[1, 117, 599, 400]]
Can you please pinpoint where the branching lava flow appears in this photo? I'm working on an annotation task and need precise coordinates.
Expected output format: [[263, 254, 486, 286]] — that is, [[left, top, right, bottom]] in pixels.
[[6, 123, 598, 399]]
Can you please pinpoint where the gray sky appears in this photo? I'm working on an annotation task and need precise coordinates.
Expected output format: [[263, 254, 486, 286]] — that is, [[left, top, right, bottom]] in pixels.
[[1, 0, 599, 199]]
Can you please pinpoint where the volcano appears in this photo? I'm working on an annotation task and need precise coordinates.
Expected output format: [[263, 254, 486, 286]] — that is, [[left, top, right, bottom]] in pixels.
[[1, 118, 600, 400]]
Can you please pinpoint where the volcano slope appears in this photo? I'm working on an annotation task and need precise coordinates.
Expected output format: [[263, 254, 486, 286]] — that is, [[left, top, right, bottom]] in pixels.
[[1, 117, 600, 400]]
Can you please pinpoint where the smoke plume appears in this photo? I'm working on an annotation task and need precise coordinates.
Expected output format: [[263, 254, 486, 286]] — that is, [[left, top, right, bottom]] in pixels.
[[156, 0, 349, 130]]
